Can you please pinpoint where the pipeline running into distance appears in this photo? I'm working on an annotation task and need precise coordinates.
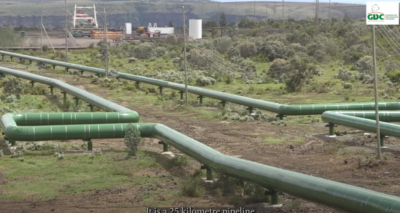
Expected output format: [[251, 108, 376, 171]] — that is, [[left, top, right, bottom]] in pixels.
[[1, 50, 400, 116], [0, 66, 400, 212]]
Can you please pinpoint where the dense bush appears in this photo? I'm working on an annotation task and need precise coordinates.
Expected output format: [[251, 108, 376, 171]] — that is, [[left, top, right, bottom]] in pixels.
[[187, 48, 209, 69], [385, 60, 399, 73], [2, 76, 24, 99], [356, 56, 373, 75], [387, 70, 400, 83], [213, 36, 232, 54], [287, 31, 311, 46], [268, 58, 290, 82], [132, 42, 155, 59], [257, 40, 294, 61], [238, 41, 257, 58]]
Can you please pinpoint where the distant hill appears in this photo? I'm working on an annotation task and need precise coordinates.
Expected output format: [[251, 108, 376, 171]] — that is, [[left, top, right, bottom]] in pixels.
[[0, 0, 366, 29]]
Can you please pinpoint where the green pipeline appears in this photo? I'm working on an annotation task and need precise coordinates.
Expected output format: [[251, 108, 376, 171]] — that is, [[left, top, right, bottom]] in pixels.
[[1, 66, 400, 212], [5, 119, 400, 212], [1, 51, 400, 115], [322, 111, 400, 137], [1, 112, 140, 141], [0, 66, 134, 113]]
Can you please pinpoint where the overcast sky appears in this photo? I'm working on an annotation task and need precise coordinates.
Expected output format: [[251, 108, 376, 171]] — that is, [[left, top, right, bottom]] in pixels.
[[215, 0, 383, 4]]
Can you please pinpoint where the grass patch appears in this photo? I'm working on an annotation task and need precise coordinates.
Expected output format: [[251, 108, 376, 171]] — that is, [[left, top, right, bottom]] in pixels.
[[0, 150, 161, 200]]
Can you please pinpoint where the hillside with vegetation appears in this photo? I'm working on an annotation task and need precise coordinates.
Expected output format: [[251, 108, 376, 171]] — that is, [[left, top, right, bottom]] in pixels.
[[32, 18, 400, 102], [0, 0, 365, 29]]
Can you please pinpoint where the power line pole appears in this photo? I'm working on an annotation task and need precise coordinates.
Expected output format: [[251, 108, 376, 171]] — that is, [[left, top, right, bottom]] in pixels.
[[282, 0, 284, 26], [274, 2, 276, 20], [65, 0, 68, 61], [314, 0, 319, 36], [329, 0, 331, 19], [183, 6, 188, 107], [236, 2, 238, 27], [103, 8, 109, 78], [372, 25, 382, 160], [254, 0, 256, 17], [41, 2, 43, 52]]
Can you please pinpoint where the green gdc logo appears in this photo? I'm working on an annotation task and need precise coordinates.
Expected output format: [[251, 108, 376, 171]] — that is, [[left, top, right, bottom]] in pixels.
[[367, 4, 385, 21], [368, 13, 385, 20]]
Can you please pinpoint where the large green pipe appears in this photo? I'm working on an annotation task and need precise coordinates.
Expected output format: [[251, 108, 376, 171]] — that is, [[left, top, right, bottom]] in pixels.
[[322, 111, 400, 137], [3, 117, 400, 212], [1, 112, 140, 141], [1, 66, 400, 212], [1, 51, 400, 115], [10, 112, 139, 125], [0, 66, 134, 113]]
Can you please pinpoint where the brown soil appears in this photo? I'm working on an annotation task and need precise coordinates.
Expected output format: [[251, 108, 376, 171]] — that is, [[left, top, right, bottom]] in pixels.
[[1, 64, 400, 213]]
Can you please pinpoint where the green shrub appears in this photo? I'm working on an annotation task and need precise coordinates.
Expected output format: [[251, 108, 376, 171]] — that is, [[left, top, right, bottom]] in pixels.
[[180, 177, 205, 198], [387, 70, 400, 83], [124, 123, 142, 157]]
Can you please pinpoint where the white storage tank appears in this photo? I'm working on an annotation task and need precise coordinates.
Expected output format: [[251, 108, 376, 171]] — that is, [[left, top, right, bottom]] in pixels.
[[125, 23, 132, 35], [189, 19, 202, 39]]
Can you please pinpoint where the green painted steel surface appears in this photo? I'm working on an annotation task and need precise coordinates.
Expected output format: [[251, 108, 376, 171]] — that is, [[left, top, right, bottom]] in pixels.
[[280, 103, 400, 115], [3, 51, 400, 115], [322, 111, 400, 137], [10, 112, 139, 125], [152, 123, 400, 213], [323, 111, 400, 122], [0, 65, 399, 212], [0, 66, 133, 113], [1, 112, 140, 140]]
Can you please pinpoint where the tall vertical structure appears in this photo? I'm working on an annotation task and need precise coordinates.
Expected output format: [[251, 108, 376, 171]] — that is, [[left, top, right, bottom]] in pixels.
[[72, 4, 98, 29], [65, 0, 68, 61], [41, 2, 43, 52], [103, 8, 108, 78], [329, 0, 331, 19], [314, 0, 319, 36], [282, 0, 284, 26], [182, 6, 188, 107]]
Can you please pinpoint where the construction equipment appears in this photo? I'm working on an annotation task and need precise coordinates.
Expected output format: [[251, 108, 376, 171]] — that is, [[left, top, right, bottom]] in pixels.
[[72, 4, 98, 29], [135, 23, 173, 36]]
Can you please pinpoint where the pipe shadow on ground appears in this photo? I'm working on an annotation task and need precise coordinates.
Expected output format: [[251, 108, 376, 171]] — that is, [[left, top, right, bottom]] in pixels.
[[142, 150, 188, 178]]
